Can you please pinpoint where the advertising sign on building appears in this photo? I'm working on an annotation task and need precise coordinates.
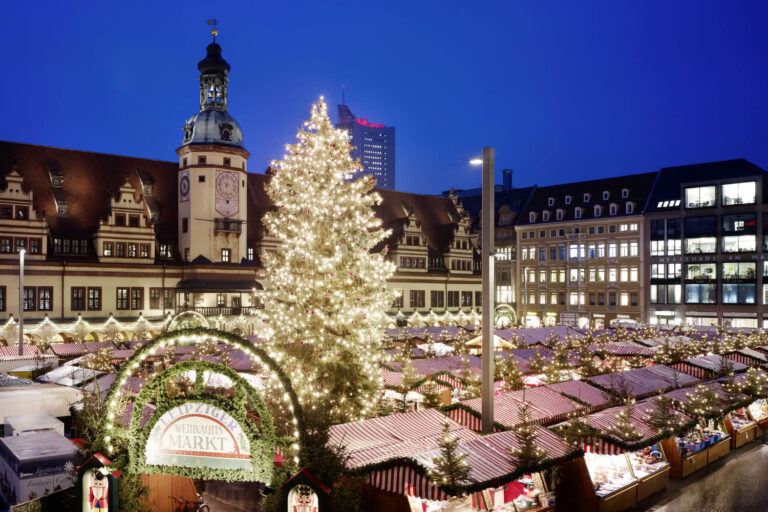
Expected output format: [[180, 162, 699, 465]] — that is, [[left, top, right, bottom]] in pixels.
[[146, 402, 251, 471]]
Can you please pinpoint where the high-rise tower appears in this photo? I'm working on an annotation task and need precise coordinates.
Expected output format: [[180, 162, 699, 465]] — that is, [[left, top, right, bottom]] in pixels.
[[176, 32, 249, 264], [336, 103, 395, 190]]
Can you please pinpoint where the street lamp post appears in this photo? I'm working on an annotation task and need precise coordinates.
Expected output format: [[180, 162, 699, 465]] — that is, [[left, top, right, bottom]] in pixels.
[[472, 147, 495, 434], [18, 249, 25, 356]]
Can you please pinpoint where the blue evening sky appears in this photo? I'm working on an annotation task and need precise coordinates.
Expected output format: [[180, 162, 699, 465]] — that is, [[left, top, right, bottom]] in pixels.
[[2, 1, 767, 193]]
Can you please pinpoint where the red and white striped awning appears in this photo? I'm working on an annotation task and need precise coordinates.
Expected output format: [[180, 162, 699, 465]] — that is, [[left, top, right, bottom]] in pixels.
[[583, 436, 626, 455], [367, 465, 449, 501], [728, 349, 768, 367], [671, 361, 712, 379]]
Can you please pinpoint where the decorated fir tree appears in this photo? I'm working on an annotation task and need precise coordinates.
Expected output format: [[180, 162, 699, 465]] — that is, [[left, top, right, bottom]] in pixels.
[[497, 355, 525, 391], [429, 423, 472, 494], [459, 356, 482, 399], [561, 407, 591, 448], [544, 340, 572, 384], [645, 392, 679, 435], [509, 398, 546, 468], [608, 397, 643, 443], [683, 384, 720, 418], [739, 367, 768, 398], [258, 98, 396, 422], [421, 380, 443, 409], [526, 349, 548, 375]]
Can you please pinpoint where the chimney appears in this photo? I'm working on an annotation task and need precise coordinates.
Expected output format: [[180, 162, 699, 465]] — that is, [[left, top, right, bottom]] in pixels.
[[502, 169, 513, 191]]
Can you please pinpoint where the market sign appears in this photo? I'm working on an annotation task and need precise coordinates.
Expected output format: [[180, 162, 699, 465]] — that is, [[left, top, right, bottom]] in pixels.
[[146, 402, 252, 471]]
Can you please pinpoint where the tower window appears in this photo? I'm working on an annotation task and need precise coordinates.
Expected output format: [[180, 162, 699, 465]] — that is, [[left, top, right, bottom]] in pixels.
[[198, 156, 207, 165], [221, 248, 231, 263], [183, 158, 188, 167], [182, 218, 188, 233], [199, 175, 206, 183], [223, 157, 231, 166]]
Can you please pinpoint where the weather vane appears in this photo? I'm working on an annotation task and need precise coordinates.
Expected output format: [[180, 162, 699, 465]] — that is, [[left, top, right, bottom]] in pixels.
[[207, 19, 218, 41]]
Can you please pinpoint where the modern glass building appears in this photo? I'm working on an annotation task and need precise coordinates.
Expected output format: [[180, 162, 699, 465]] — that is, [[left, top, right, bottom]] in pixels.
[[336, 104, 396, 190]]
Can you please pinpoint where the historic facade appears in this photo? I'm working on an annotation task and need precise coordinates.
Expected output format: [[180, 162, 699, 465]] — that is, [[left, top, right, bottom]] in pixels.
[[0, 37, 480, 342], [515, 173, 657, 328]]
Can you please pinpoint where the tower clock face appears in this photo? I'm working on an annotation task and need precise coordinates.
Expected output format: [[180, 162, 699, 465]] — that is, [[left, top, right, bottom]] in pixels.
[[216, 171, 238, 200], [179, 173, 190, 201]]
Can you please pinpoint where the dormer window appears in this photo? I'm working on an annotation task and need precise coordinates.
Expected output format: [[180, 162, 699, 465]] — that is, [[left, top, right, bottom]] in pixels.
[[183, 125, 193, 142], [529, 212, 537, 223], [542, 211, 550, 222], [602, 191, 610, 200], [556, 209, 564, 221], [609, 204, 617, 216], [548, 197, 555, 207], [574, 207, 582, 219], [583, 193, 590, 203], [57, 206, 68, 217], [594, 205, 602, 217], [220, 123, 233, 141], [51, 176, 63, 187], [565, 195, 572, 205], [143, 186, 152, 197], [621, 188, 629, 198], [626, 202, 634, 214]]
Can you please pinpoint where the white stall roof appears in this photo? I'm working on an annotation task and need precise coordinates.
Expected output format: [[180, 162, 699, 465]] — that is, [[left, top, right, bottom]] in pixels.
[[0, 384, 83, 421], [0, 431, 77, 463], [6, 415, 64, 434], [36, 365, 103, 387]]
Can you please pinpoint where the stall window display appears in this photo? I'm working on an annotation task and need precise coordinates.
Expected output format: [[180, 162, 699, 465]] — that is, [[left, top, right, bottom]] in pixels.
[[676, 419, 728, 456], [584, 452, 636, 498], [627, 444, 667, 478], [730, 409, 754, 431], [747, 399, 768, 422], [501, 473, 555, 511]]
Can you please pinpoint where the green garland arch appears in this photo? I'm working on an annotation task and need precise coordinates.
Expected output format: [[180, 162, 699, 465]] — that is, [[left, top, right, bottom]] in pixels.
[[99, 327, 306, 481]]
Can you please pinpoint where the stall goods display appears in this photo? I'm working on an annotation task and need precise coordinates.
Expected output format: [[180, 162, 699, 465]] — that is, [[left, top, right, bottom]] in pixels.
[[730, 411, 753, 430], [585, 453, 636, 498], [748, 399, 768, 421], [627, 445, 667, 479]]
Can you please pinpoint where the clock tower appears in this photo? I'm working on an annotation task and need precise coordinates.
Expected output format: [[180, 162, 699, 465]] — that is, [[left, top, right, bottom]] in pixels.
[[176, 31, 249, 264]]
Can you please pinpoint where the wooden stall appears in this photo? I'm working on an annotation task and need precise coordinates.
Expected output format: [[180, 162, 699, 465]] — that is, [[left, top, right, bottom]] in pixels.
[[659, 417, 731, 478], [724, 408, 757, 448], [747, 398, 768, 437]]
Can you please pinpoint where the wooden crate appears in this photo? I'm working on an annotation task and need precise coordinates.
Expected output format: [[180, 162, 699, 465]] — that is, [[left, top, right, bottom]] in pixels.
[[680, 450, 707, 478], [733, 426, 756, 448], [707, 437, 730, 463], [636, 466, 670, 502], [598, 483, 637, 512]]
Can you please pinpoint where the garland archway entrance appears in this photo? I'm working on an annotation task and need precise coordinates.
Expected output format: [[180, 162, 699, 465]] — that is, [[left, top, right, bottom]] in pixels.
[[100, 328, 305, 484]]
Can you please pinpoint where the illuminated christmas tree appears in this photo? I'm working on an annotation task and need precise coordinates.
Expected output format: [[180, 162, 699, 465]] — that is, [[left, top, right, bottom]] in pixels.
[[645, 392, 679, 435], [496, 355, 525, 391], [258, 98, 396, 423], [509, 398, 546, 468], [608, 397, 642, 443], [429, 423, 472, 494]]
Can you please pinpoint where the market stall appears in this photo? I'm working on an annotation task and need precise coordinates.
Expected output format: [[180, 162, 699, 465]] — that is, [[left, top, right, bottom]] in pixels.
[[586, 365, 698, 400], [727, 348, 768, 368], [548, 380, 614, 413], [659, 417, 730, 477], [746, 398, 768, 437], [724, 408, 757, 448], [671, 354, 748, 380]]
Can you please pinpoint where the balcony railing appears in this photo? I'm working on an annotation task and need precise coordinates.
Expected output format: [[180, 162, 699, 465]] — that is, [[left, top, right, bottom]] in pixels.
[[175, 305, 259, 316], [214, 218, 243, 233]]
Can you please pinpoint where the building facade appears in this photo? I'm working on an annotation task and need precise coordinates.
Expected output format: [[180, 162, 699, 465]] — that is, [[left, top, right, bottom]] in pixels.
[[515, 173, 657, 328], [0, 38, 477, 341], [336, 104, 396, 190], [645, 160, 768, 328]]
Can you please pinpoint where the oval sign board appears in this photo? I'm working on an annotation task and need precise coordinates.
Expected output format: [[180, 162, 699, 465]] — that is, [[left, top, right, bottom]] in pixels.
[[146, 402, 252, 471]]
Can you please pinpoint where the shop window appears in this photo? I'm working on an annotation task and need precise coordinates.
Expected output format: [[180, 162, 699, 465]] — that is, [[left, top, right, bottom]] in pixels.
[[722, 181, 756, 206], [163, 289, 175, 309], [685, 185, 716, 208], [685, 283, 716, 304], [722, 213, 756, 234], [723, 283, 755, 304], [722, 235, 756, 253], [130, 287, 143, 310], [722, 262, 756, 280], [685, 237, 716, 254], [88, 287, 102, 310], [116, 288, 129, 310], [409, 290, 425, 308], [149, 288, 162, 309], [23, 287, 35, 311], [430, 290, 444, 308], [71, 287, 86, 311]]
